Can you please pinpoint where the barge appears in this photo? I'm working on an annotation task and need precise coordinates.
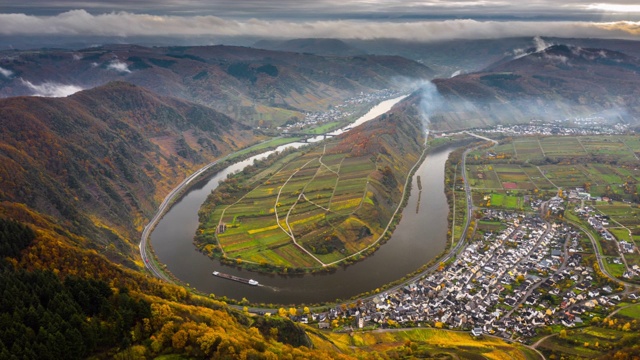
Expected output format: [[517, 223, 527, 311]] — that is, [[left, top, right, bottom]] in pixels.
[[212, 271, 259, 286]]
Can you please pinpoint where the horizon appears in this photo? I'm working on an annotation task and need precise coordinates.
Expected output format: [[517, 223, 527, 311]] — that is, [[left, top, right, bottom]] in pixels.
[[0, 1, 639, 48]]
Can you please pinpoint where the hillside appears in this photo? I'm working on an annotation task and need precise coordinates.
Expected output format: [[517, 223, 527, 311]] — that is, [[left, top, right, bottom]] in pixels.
[[0, 82, 530, 357], [0, 44, 434, 126], [0, 81, 257, 267], [418, 44, 640, 131], [196, 93, 426, 272], [253, 38, 366, 57]]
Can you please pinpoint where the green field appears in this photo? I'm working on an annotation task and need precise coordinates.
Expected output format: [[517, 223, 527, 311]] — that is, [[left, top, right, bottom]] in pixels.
[[467, 165, 503, 189], [595, 203, 640, 238], [488, 135, 640, 164], [470, 135, 640, 203], [489, 193, 522, 209], [617, 304, 640, 319], [537, 306, 640, 359]]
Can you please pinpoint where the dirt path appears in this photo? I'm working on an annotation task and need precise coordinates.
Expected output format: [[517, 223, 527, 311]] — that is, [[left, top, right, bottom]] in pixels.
[[531, 333, 557, 349]]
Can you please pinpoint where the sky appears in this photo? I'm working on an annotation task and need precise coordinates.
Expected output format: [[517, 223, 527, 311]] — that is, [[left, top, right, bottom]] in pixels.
[[0, 1, 639, 42]]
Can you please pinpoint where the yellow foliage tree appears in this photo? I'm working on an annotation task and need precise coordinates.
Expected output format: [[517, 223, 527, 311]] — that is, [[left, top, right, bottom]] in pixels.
[[172, 329, 188, 349]]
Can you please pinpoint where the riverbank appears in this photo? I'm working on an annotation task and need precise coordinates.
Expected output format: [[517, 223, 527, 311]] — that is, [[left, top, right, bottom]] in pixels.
[[145, 95, 465, 304], [193, 95, 423, 274]]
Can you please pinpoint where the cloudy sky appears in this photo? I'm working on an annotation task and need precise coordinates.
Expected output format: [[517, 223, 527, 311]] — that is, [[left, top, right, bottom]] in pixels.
[[1, 1, 639, 41]]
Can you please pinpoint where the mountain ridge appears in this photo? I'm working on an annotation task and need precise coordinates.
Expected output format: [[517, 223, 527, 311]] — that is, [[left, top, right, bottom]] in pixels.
[[0, 44, 435, 126], [421, 43, 640, 131], [0, 81, 257, 267]]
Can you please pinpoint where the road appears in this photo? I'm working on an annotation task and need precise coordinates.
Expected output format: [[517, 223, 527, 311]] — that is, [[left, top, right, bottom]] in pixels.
[[138, 131, 503, 313], [139, 138, 282, 282], [139, 157, 227, 281], [354, 135, 492, 301], [566, 220, 638, 289]]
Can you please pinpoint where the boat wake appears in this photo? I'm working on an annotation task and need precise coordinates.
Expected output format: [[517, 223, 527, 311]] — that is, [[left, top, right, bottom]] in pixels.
[[212, 271, 259, 286]]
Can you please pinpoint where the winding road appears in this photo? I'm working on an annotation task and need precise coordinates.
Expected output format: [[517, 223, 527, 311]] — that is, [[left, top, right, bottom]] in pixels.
[[139, 138, 281, 282], [139, 157, 227, 281], [566, 220, 638, 289]]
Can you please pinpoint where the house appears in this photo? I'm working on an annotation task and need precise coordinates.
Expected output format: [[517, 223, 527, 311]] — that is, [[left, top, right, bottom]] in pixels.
[[471, 328, 484, 338], [318, 322, 331, 329]]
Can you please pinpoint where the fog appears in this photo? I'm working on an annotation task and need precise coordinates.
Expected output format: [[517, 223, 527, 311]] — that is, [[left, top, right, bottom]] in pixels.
[[20, 79, 83, 97], [0, 10, 639, 41], [0, 66, 13, 78], [107, 60, 131, 73]]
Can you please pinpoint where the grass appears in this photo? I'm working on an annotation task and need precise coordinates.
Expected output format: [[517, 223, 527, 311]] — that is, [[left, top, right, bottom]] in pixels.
[[324, 329, 539, 360], [604, 261, 626, 278], [489, 193, 522, 209], [307, 121, 342, 134], [609, 227, 630, 242], [617, 303, 640, 319]]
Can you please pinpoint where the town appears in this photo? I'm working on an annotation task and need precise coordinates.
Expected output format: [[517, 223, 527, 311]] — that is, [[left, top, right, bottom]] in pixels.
[[284, 205, 637, 342]]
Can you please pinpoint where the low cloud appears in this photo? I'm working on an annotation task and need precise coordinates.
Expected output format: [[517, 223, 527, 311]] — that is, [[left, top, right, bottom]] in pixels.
[[0, 66, 13, 78], [20, 79, 83, 97], [544, 54, 569, 64], [107, 60, 130, 73], [508, 36, 555, 60], [533, 35, 550, 52], [0, 10, 639, 41], [417, 81, 446, 130]]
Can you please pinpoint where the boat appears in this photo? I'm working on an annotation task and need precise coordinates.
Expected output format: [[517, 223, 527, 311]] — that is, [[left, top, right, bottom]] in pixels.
[[212, 270, 259, 286]]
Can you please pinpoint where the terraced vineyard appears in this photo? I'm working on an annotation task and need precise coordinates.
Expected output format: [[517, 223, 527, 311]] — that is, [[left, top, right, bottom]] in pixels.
[[196, 103, 426, 272], [211, 145, 382, 268]]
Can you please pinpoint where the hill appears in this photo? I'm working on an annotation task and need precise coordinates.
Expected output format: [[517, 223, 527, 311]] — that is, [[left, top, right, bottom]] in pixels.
[[196, 93, 427, 272], [0, 83, 533, 359], [253, 38, 366, 56], [0, 81, 257, 267], [341, 37, 640, 76], [417, 44, 640, 131], [0, 44, 434, 126]]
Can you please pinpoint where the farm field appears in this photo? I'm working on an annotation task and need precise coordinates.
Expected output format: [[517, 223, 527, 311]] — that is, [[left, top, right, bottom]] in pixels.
[[482, 135, 640, 164], [489, 193, 522, 209], [196, 108, 426, 272], [212, 145, 382, 268], [468, 135, 640, 202], [467, 165, 502, 189], [594, 203, 640, 239]]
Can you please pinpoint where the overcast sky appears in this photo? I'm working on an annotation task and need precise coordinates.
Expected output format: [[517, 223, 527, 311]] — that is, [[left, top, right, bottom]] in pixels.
[[1, 1, 639, 41]]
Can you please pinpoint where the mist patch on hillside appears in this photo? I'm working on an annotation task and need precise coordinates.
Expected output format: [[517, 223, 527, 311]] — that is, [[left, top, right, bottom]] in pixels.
[[107, 60, 131, 73], [20, 79, 83, 97], [0, 66, 13, 78]]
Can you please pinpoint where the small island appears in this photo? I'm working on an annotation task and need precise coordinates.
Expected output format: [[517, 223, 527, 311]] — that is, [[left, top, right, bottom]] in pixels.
[[195, 102, 427, 273]]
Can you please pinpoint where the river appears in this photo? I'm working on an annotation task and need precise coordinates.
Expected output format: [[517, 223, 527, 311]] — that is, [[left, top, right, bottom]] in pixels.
[[150, 96, 453, 304]]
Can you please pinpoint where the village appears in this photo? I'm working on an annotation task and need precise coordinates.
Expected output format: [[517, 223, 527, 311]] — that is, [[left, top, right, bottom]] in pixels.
[[471, 122, 629, 137], [287, 206, 636, 342], [277, 88, 401, 132]]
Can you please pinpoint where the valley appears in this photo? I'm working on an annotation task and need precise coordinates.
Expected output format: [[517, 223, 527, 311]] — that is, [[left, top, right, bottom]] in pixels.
[[2, 33, 640, 360], [194, 105, 425, 272]]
